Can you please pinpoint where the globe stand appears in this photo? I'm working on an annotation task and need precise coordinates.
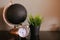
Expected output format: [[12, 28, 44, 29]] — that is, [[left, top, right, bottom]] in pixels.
[[3, 0, 29, 40]]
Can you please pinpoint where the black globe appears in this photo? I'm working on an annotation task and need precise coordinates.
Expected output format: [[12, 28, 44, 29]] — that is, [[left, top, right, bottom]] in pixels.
[[5, 4, 27, 24]]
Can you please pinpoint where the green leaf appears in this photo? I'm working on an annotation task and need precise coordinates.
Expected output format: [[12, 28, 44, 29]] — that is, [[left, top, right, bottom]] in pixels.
[[28, 14, 42, 27]]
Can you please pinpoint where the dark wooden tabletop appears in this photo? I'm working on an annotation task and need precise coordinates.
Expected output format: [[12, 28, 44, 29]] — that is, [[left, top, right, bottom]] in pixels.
[[0, 31, 18, 40], [40, 32, 60, 40], [0, 31, 60, 40]]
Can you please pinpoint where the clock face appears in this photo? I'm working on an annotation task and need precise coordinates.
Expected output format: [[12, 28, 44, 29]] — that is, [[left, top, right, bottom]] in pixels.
[[17, 28, 27, 37]]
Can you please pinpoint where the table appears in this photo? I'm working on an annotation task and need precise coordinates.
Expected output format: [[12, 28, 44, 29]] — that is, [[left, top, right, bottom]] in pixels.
[[0, 31, 60, 40]]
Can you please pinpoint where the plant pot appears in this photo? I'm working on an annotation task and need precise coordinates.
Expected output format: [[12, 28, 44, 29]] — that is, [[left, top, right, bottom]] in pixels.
[[30, 25, 40, 40]]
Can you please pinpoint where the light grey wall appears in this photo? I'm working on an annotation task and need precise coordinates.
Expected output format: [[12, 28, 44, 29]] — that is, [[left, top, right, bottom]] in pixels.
[[0, 0, 59, 31]]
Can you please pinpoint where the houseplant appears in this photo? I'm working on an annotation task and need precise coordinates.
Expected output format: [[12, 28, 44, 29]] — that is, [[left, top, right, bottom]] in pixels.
[[28, 15, 42, 40]]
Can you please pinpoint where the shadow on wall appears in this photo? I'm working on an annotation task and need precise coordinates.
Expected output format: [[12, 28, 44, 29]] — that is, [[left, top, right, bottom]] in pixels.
[[0, 7, 11, 31]]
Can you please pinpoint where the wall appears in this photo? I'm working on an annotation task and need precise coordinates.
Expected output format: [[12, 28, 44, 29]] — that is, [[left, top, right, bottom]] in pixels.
[[0, 0, 59, 31], [39, 0, 60, 31]]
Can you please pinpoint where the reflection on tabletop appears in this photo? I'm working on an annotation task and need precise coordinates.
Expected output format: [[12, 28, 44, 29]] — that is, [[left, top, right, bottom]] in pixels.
[[0, 31, 60, 40]]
